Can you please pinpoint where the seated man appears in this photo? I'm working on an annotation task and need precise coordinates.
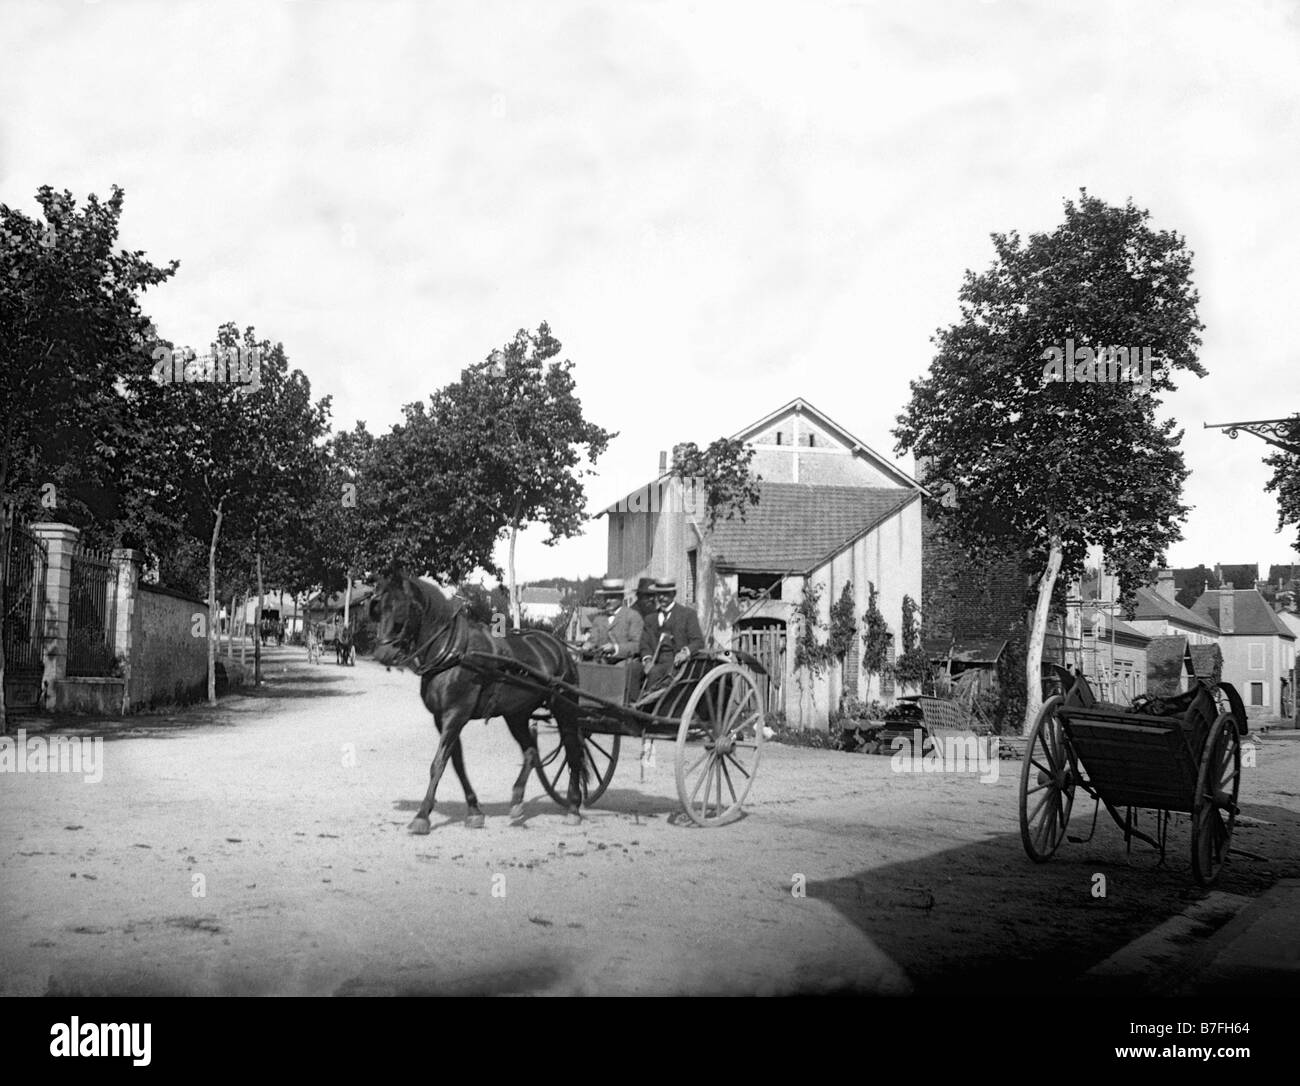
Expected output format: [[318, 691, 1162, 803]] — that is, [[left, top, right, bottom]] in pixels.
[[638, 578, 705, 693], [584, 578, 644, 661]]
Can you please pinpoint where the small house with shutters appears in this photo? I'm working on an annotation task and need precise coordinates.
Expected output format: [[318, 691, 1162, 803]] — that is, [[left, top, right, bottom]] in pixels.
[[601, 398, 926, 729], [1191, 586, 1296, 724]]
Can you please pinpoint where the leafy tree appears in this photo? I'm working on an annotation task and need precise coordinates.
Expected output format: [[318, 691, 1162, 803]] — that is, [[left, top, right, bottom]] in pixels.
[[0, 185, 177, 732], [1174, 564, 1220, 611], [827, 582, 857, 710], [894, 191, 1205, 732], [894, 595, 930, 691], [793, 579, 831, 681], [1264, 414, 1300, 555], [416, 324, 615, 628], [670, 437, 762, 529]]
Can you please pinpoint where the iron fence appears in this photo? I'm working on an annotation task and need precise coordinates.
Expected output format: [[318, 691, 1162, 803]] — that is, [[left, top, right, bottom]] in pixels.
[[3, 526, 49, 703], [67, 544, 117, 677]]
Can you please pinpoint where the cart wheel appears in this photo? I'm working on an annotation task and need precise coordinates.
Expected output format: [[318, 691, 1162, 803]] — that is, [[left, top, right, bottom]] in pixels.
[[1191, 713, 1241, 886], [1019, 695, 1076, 862], [675, 664, 764, 827], [532, 722, 620, 807]]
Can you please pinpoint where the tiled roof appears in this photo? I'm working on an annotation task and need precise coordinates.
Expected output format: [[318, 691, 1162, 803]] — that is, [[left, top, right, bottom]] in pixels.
[[708, 483, 917, 573], [1192, 589, 1297, 639], [1131, 587, 1220, 634]]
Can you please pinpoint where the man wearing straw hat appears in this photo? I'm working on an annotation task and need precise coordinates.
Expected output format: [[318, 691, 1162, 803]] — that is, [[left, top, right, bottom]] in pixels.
[[583, 577, 643, 661], [638, 577, 705, 691]]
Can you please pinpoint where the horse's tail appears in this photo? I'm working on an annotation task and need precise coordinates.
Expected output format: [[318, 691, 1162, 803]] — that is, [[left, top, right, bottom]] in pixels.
[[551, 632, 589, 792]]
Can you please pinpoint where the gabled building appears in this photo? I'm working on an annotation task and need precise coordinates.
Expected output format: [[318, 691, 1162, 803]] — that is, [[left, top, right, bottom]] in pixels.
[[602, 399, 925, 728], [1128, 571, 1221, 645], [1191, 586, 1296, 723]]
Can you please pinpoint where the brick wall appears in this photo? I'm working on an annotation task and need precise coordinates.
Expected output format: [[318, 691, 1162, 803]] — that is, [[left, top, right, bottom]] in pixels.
[[921, 512, 1027, 648]]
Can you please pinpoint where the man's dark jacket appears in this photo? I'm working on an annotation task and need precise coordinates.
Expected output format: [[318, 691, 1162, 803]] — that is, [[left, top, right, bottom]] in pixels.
[[639, 603, 705, 662]]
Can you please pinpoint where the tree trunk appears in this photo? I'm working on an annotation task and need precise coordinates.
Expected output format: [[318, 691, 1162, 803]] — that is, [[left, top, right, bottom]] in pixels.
[[227, 593, 235, 667], [343, 573, 352, 627], [0, 514, 8, 737], [1023, 536, 1064, 735], [254, 548, 263, 686], [508, 514, 521, 631], [239, 593, 247, 667], [208, 502, 223, 706]]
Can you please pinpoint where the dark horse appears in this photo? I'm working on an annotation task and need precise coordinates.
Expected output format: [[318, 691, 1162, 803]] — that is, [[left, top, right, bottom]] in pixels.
[[369, 570, 587, 832], [335, 624, 355, 666]]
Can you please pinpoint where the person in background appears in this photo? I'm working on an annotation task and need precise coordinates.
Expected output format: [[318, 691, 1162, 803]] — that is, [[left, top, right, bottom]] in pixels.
[[584, 578, 644, 662]]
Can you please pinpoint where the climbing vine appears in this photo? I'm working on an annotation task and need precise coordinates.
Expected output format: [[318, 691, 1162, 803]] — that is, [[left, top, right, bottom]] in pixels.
[[793, 580, 832, 680], [861, 580, 893, 696]]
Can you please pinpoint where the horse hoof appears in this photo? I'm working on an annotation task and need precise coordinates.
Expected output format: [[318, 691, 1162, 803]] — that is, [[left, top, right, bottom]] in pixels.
[[509, 804, 525, 824], [564, 813, 582, 827], [407, 817, 432, 835], [465, 814, 486, 829]]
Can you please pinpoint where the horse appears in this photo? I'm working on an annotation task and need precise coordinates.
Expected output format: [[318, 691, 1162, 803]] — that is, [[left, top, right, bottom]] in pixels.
[[368, 569, 588, 832], [335, 624, 355, 666]]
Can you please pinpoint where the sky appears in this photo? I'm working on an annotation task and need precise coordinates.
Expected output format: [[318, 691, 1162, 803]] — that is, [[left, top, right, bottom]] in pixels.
[[2, 0, 1298, 586]]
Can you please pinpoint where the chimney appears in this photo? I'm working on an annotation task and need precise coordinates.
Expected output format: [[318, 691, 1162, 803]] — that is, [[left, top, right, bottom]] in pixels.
[[1156, 569, 1176, 602], [1219, 587, 1235, 634]]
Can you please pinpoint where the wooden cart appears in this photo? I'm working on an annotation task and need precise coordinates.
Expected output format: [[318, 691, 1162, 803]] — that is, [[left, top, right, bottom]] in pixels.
[[1019, 670, 1248, 885]]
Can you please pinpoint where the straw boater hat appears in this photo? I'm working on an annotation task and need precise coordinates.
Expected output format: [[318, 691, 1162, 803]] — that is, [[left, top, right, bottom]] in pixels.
[[596, 577, 625, 599], [651, 578, 678, 595]]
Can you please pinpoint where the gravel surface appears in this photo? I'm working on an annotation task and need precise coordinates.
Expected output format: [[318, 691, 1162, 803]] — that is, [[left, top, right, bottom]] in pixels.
[[2, 645, 1297, 995]]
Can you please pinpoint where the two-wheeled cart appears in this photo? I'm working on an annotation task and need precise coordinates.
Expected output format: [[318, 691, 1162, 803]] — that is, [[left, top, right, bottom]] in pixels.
[[1019, 669, 1249, 885]]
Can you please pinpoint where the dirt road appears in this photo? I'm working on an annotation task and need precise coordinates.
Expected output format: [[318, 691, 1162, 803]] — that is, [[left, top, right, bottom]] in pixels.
[[2, 647, 1298, 995]]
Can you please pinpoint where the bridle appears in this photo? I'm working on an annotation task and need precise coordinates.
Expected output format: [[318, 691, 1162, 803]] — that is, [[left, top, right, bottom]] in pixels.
[[375, 579, 468, 676]]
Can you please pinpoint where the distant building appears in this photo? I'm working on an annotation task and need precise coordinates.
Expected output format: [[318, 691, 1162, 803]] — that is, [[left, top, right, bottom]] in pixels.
[[519, 586, 563, 622], [1191, 586, 1296, 723], [1128, 571, 1220, 645]]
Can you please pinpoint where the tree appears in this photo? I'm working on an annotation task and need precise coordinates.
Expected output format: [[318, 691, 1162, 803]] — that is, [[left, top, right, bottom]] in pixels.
[[1264, 414, 1300, 555], [894, 191, 1205, 733], [418, 324, 615, 628], [0, 185, 177, 732], [670, 437, 762, 529], [827, 582, 857, 710], [894, 595, 930, 692], [1174, 564, 1219, 611]]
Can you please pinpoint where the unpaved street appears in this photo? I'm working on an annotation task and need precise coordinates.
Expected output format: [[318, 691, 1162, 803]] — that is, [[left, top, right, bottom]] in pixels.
[[3, 647, 1298, 996]]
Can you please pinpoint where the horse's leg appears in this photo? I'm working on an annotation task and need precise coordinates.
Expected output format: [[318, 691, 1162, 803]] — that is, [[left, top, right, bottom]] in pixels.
[[504, 712, 539, 823], [554, 695, 587, 826], [408, 708, 468, 835], [449, 739, 485, 829]]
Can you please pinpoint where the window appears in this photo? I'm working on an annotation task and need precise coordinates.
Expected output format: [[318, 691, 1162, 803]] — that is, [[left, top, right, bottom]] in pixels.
[[806, 433, 816, 447], [1250, 682, 1264, 706], [775, 431, 783, 446], [737, 573, 782, 601], [1249, 643, 1264, 670]]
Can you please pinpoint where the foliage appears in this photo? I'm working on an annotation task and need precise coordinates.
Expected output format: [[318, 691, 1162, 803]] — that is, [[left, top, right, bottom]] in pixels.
[[670, 436, 762, 530], [792, 579, 832, 680], [860, 580, 893, 687], [1174, 564, 1220, 611], [764, 721, 839, 749], [827, 582, 857, 661], [893, 595, 930, 689], [893, 191, 1205, 729], [1263, 414, 1300, 555]]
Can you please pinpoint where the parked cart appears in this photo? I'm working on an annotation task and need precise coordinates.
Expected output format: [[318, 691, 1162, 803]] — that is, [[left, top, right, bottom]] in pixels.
[[1019, 664, 1248, 885]]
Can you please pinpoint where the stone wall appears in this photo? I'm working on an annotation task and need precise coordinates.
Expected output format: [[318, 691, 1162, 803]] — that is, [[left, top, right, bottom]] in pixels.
[[128, 585, 209, 710]]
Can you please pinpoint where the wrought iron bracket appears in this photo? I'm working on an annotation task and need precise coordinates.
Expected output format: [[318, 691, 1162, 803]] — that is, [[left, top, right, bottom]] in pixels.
[[1204, 417, 1300, 456]]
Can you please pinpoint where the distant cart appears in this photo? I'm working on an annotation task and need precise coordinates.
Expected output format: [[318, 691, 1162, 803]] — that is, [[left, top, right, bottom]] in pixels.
[[1019, 666, 1248, 886]]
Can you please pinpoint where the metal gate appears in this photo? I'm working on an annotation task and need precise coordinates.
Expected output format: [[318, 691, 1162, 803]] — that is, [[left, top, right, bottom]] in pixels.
[[733, 620, 786, 717], [67, 544, 117, 677], [2, 525, 48, 709]]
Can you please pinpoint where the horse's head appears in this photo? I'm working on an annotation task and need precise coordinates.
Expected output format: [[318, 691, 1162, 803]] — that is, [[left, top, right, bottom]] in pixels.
[[369, 570, 424, 669]]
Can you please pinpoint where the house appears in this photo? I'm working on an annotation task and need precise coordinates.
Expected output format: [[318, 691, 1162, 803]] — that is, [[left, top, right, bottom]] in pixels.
[[519, 586, 563, 622], [602, 398, 925, 728], [1045, 567, 1150, 703], [1127, 571, 1221, 645], [1191, 586, 1296, 723]]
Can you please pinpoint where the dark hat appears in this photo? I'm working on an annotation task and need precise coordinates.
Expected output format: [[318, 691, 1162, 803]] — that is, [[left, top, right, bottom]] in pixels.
[[595, 577, 625, 598], [651, 578, 678, 595], [635, 576, 656, 597]]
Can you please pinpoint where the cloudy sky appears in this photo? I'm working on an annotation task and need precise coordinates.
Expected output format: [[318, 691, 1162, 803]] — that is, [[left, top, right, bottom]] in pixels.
[[3, 0, 1298, 584]]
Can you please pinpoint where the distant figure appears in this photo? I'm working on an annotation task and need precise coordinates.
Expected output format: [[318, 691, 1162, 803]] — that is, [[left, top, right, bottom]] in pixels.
[[336, 624, 355, 666]]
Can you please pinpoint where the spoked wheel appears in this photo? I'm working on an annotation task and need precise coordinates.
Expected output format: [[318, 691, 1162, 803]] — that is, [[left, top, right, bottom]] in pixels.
[[1019, 695, 1077, 862], [675, 664, 765, 827], [532, 721, 620, 807], [1191, 713, 1241, 886]]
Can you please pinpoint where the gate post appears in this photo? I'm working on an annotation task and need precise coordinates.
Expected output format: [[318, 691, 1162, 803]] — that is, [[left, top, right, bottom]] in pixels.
[[110, 548, 143, 714], [29, 522, 80, 705]]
